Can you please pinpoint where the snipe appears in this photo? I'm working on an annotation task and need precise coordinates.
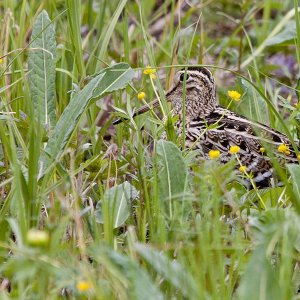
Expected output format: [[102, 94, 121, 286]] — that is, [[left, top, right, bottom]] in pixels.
[[114, 67, 299, 187]]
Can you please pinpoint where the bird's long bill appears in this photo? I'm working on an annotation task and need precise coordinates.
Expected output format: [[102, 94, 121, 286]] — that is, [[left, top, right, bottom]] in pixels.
[[113, 98, 161, 125]]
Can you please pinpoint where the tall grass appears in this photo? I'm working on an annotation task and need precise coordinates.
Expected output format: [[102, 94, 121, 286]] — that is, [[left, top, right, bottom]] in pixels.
[[0, 0, 299, 299]]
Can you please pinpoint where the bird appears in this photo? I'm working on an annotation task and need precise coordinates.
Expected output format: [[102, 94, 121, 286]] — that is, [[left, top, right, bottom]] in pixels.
[[114, 67, 299, 188]]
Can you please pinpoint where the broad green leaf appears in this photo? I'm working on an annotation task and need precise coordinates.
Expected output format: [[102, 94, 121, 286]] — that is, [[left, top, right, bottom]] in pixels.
[[89, 245, 164, 300], [40, 73, 104, 172], [95, 182, 139, 228], [40, 63, 134, 173], [156, 140, 188, 202], [265, 21, 296, 46], [93, 63, 135, 98], [135, 243, 198, 298], [238, 245, 282, 300], [239, 210, 300, 299], [28, 10, 56, 128]]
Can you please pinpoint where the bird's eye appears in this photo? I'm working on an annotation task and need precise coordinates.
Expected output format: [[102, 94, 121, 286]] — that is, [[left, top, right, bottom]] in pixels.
[[180, 73, 190, 82]]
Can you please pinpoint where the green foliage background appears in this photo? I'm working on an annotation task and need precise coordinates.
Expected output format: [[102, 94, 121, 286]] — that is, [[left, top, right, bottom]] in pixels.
[[0, 0, 300, 299]]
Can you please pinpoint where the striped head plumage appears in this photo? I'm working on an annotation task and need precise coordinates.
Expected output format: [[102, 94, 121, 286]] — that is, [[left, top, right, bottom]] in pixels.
[[166, 67, 217, 119]]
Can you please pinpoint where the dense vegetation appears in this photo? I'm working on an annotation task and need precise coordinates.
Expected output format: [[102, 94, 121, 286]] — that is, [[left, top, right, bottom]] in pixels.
[[0, 0, 300, 299]]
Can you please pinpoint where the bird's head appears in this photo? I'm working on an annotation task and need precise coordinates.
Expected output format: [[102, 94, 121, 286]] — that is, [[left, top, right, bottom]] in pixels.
[[113, 67, 217, 125], [165, 67, 217, 119]]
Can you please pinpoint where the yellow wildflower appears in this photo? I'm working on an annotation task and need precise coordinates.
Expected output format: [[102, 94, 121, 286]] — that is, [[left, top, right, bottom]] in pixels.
[[138, 91, 146, 100], [150, 73, 157, 80], [77, 280, 92, 292], [239, 165, 247, 173], [0, 58, 3, 63], [143, 65, 156, 75], [297, 154, 300, 160], [277, 143, 290, 155], [228, 90, 241, 101], [229, 145, 240, 154], [208, 149, 220, 159], [260, 147, 265, 153]]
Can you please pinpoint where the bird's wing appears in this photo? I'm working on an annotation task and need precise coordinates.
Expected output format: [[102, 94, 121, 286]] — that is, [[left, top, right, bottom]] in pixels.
[[187, 106, 297, 160], [185, 106, 298, 187]]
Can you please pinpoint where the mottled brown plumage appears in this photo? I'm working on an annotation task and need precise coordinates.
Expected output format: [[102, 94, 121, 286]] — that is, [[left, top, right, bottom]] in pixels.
[[166, 68, 299, 186], [114, 67, 298, 187]]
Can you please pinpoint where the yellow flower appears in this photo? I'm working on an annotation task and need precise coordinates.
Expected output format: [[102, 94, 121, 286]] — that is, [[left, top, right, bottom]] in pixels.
[[0, 58, 3, 63], [228, 90, 241, 101], [277, 143, 290, 155], [77, 280, 92, 292], [260, 147, 265, 153], [150, 73, 157, 79], [239, 165, 247, 173], [138, 91, 146, 100], [208, 149, 220, 159], [297, 154, 300, 160], [229, 145, 240, 154], [143, 65, 156, 75]]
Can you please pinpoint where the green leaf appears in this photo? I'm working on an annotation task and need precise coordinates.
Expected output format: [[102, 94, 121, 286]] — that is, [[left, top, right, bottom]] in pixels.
[[40, 63, 134, 174], [95, 182, 139, 228], [89, 245, 164, 300], [40, 73, 103, 172], [239, 209, 300, 299], [135, 243, 197, 298], [238, 245, 282, 300], [265, 21, 296, 46], [156, 140, 188, 202], [92, 63, 135, 98], [28, 10, 56, 128]]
